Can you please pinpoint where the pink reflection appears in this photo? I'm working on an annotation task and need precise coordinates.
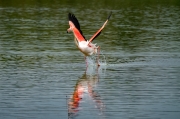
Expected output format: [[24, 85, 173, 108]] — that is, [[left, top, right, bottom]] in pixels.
[[68, 66, 104, 118]]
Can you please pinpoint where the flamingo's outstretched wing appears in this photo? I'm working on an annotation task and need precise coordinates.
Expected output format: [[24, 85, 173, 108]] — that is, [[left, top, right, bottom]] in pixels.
[[88, 12, 112, 45], [68, 13, 86, 42]]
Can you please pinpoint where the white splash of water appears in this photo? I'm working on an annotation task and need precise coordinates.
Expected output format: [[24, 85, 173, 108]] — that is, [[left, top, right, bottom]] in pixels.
[[86, 51, 107, 67]]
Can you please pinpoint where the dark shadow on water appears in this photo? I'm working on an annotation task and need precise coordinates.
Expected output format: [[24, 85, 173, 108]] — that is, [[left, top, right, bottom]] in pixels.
[[67, 66, 105, 119]]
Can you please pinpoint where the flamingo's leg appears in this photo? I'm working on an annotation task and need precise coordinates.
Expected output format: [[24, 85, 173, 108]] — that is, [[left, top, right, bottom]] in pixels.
[[84, 56, 88, 67], [97, 46, 100, 66]]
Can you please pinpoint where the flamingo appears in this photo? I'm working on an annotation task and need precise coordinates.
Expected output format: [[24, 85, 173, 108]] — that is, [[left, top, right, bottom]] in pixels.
[[67, 12, 112, 66]]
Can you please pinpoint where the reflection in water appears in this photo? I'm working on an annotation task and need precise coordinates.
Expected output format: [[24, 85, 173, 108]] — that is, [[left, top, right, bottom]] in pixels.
[[68, 66, 105, 119]]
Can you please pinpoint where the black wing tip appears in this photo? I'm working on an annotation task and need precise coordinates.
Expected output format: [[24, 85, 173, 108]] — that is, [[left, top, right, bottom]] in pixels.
[[107, 11, 112, 20], [68, 12, 74, 21], [68, 12, 74, 16], [68, 13, 79, 27], [68, 13, 71, 20]]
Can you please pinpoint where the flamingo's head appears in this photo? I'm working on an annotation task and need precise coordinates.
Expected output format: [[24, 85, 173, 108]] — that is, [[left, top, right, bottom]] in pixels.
[[67, 21, 75, 33], [67, 27, 72, 33]]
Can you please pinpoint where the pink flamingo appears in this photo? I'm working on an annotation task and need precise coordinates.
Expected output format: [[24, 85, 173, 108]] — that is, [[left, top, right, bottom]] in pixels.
[[67, 12, 112, 66]]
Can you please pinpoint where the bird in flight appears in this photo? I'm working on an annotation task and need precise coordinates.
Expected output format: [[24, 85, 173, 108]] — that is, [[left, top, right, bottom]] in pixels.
[[67, 12, 112, 66]]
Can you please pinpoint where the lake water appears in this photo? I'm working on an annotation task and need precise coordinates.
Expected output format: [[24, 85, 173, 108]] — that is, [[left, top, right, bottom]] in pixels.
[[0, 0, 180, 119]]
